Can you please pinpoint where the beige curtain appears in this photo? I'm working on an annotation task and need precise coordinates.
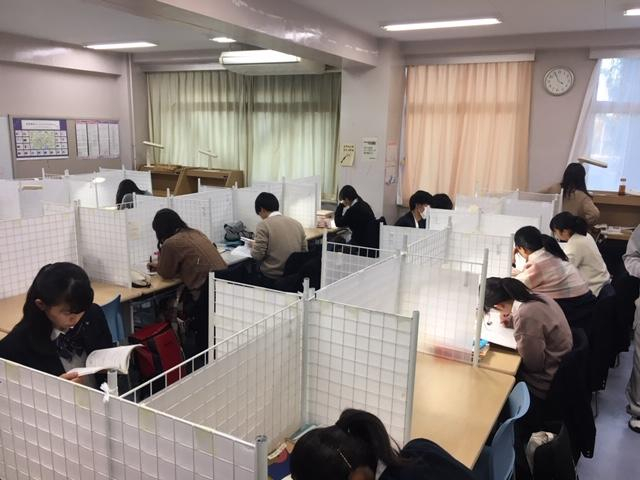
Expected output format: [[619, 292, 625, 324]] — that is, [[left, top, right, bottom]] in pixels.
[[403, 62, 532, 203], [147, 71, 340, 196]]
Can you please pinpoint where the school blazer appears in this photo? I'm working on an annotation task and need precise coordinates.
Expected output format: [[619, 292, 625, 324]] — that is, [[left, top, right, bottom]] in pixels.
[[0, 303, 113, 377], [335, 199, 377, 247], [394, 211, 426, 229]]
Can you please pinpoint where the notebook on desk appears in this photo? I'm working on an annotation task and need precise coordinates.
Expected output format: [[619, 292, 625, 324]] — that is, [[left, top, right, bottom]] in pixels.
[[482, 312, 517, 350]]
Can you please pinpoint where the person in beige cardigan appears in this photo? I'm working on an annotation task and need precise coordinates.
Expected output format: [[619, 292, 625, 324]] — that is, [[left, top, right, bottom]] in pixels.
[[541, 163, 600, 226]]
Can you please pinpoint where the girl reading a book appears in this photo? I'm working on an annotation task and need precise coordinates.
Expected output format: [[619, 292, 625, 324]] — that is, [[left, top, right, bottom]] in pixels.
[[0, 263, 112, 386], [290, 409, 476, 480]]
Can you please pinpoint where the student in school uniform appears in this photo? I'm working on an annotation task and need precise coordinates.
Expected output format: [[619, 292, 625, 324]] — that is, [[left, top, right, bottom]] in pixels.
[[149, 209, 227, 357], [623, 224, 640, 433], [334, 185, 377, 248], [395, 190, 431, 228], [550, 212, 612, 298], [290, 409, 476, 480], [0, 263, 112, 387], [540, 163, 600, 226], [246, 192, 308, 287], [513, 226, 595, 327], [430, 193, 454, 210], [116, 179, 151, 209]]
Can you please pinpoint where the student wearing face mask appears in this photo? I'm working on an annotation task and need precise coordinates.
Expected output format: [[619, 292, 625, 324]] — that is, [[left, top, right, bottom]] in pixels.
[[0, 263, 112, 387], [394, 190, 432, 228]]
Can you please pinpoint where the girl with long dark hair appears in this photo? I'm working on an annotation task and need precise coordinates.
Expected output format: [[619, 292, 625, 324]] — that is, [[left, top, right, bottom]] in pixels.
[[116, 179, 150, 209]]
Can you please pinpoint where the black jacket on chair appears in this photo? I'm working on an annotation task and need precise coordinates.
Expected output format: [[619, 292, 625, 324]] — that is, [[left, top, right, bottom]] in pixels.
[[335, 198, 377, 248], [0, 303, 113, 377], [394, 211, 426, 229]]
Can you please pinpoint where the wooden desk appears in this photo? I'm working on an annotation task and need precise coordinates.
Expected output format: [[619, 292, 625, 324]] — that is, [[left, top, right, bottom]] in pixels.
[[593, 192, 640, 228], [304, 227, 338, 241], [480, 347, 521, 376], [412, 353, 515, 468]]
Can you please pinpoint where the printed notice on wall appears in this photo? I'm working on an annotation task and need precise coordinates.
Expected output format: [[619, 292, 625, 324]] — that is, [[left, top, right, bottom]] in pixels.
[[340, 143, 355, 167], [75, 122, 89, 158], [98, 123, 110, 158], [13, 118, 69, 160], [385, 141, 398, 185], [108, 122, 120, 158], [362, 137, 377, 162], [77, 120, 120, 159], [86, 122, 99, 159]]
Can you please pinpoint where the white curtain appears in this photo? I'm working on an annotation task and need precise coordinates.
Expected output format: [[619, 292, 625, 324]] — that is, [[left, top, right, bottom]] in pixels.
[[147, 71, 340, 196], [568, 58, 640, 191]]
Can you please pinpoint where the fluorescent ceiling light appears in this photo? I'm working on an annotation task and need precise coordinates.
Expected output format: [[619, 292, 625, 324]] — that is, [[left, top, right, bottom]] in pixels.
[[382, 17, 501, 31], [86, 41, 157, 50], [210, 37, 236, 43], [624, 8, 640, 16], [219, 49, 300, 65]]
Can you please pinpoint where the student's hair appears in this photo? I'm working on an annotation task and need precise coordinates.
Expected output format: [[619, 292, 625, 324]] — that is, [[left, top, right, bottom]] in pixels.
[[549, 212, 589, 236], [116, 179, 146, 208], [254, 192, 279, 214], [431, 193, 453, 210], [290, 409, 406, 480], [409, 190, 432, 210], [18, 263, 94, 352], [560, 163, 590, 199], [514, 226, 569, 261], [338, 185, 359, 202], [152, 208, 189, 245], [483, 277, 543, 313]]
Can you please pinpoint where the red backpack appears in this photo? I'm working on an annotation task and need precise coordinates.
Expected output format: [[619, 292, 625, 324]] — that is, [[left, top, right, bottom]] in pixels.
[[129, 322, 185, 386]]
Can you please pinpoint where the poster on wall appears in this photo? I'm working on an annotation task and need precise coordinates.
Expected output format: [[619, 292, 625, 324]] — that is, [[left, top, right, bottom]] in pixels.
[[76, 119, 120, 159], [340, 143, 355, 167], [13, 118, 69, 160], [362, 137, 378, 162]]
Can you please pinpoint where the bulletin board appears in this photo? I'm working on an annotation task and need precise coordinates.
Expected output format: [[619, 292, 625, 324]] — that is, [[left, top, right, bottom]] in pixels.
[[9, 115, 122, 179]]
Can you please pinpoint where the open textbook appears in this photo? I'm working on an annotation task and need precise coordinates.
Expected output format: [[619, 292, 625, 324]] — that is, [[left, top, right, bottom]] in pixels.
[[67, 345, 141, 377], [482, 311, 517, 350]]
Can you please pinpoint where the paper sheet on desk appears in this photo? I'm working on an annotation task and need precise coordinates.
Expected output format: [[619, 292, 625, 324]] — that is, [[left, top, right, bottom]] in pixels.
[[231, 244, 253, 258], [482, 312, 517, 350]]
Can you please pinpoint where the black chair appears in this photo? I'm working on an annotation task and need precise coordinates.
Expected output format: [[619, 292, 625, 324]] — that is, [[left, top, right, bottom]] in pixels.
[[272, 251, 321, 293], [589, 292, 616, 393], [544, 328, 595, 461], [532, 422, 577, 480]]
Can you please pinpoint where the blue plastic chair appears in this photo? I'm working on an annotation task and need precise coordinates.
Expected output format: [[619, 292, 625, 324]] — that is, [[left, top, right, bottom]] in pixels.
[[473, 381, 531, 480], [101, 295, 124, 345]]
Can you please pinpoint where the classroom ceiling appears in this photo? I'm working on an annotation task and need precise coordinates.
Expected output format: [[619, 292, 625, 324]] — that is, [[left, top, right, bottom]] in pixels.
[[289, 0, 640, 41]]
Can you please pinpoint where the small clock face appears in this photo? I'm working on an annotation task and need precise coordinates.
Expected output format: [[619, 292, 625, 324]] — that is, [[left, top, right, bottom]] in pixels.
[[544, 67, 574, 96]]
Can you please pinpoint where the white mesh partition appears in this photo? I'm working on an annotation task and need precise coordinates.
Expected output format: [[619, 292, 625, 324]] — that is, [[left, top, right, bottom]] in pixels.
[[0, 211, 78, 299], [234, 188, 263, 234], [0, 180, 21, 220], [379, 224, 444, 252], [173, 193, 213, 241], [206, 189, 234, 244], [406, 229, 450, 259], [321, 242, 396, 288], [133, 302, 304, 453], [283, 182, 316, 228], [455, 195, 504, 214], [479, 213, 540, 237], [306, 300, 418, 444], [18, 187, 44, 218], [428, 209, 480, 233], [42, 203, 75, 215], [290, 175, 321, 209], [127, 195, 171, 271], [502, 199, 554, 234], [67, 177, 99, 207], [42, 178, 71, 205], [99, 167, 153, 193], [250, 181, 283, 202], [77, 207, 130, 287], [448, 232, 513, 278], [398, 255, 482, 362], [0, 359, 258, 480], [209, 277, 300, 345]]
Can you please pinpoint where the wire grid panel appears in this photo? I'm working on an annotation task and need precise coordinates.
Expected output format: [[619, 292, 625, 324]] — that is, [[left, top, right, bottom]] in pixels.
[[397, 255, 481, 363], [0, 359, 257, 480], [306, 300, 415, 444], [140, 302, 304, 453], [172, 194, 213, 242], [428, 209, 479, 233], [0, 180, 21, 220], [127, 195, 171, 270], [204, 189, 234, 244], [289, 175, 321, 209], [322, 243, 396, 288], [502, 199, 554, 234], [455, 195, 504, 214], [479, 213, 541, 237], [42, 203, 75, 216], [42, 178, 71, 205], [18, 187, 44, 218], [283, 182, 316, 228], [209, 277, 300, 345], [448, 232, 512, 278], [379, 224, 443, 252], [77, 207, 130, 287], [66, 177, 99, 208], [406, 228, 449, 259], [0, 211, 78, 299], [98, 168, 153, 194], [318, 255, 401, 314], [233, 188, 263, 234]]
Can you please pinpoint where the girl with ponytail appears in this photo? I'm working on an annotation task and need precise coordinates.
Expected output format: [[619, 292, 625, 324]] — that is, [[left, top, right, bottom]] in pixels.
[[484, 278, 572, 400], [550, 212, 612, 297], [290, 409, 475, 480]]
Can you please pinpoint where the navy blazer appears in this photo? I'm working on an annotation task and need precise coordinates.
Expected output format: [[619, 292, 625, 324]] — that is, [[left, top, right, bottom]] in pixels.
[[394, 211, 426, 229], [335, 199, 377, 248], [0, 303, 113, 377]]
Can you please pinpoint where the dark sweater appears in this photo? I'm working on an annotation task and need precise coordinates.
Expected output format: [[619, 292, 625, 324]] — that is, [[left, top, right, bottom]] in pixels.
[[394, 211, 426, 229], [335, 198, 377, 247], [380, 439, 477, 480], [0, 303, 112, 377]]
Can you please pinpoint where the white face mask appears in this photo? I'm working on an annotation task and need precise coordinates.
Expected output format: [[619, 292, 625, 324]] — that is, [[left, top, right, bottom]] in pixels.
[[419, 206, 428, 219]]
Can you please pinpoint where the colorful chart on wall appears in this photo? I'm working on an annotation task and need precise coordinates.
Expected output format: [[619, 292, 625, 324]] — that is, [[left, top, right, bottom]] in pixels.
[[13, 118, 69, 160]]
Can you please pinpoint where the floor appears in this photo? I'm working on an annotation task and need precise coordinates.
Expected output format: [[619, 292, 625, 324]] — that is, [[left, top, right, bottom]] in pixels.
[[576, 348, 640, 479]]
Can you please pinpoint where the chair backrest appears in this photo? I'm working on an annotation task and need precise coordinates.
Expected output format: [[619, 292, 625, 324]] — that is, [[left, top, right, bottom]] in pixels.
[[490, 382, 531, 480], [101, 295, 124, 345], [547, 328, 590, 415]]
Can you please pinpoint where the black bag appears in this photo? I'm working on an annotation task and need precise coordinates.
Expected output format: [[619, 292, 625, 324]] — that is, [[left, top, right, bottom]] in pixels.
[[224, 221, 253, 242]]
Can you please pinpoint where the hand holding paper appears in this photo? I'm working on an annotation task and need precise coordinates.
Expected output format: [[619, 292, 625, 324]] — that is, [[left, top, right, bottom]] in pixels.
[[67, 345, 140, 377]]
